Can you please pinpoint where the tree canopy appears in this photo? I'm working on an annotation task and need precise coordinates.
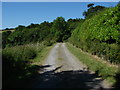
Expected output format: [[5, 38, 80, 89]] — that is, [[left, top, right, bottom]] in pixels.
[[83, 4, 106, 18]]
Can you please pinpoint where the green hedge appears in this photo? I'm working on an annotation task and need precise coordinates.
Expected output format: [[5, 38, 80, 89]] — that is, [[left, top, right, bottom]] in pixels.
[[69, 5, 120, 63]]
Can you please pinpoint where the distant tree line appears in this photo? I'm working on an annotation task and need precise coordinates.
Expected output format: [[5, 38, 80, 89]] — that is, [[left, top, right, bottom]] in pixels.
[[2, 17, 83, 48]]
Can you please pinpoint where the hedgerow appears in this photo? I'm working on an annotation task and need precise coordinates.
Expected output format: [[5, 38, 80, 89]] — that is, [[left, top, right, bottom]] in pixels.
[[69, 5, 120, 63]]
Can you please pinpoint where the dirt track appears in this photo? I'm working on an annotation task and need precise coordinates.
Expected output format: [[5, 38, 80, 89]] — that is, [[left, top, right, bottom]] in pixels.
[[33, 43, 111, 89]]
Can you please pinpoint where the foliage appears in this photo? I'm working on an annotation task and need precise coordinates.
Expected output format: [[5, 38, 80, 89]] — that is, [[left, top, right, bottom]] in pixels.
[[2, 31, 12, 48], [50, 17, 68, 42], [69, 5, 120, 63], [3, 44, 37, 71], [2, 17, 81, 48], [2, 40, 54, 73], [2, 42, 53, 88], [4, 22, 52, 47], [2, 16, 82, 87], [87, 3, 94, 8], [2, 3, 120, 88], [67, 18, 85, 37], [83, 4, 106, 18], [67, 43, 118, 84]]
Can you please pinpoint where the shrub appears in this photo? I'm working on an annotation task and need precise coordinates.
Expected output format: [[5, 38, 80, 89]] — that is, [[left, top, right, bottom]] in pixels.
[[2, 44, 39, 72], [69, 5, 120, 64]]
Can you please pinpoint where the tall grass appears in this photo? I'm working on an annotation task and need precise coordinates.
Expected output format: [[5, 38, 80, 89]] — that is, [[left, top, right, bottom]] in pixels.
[[66, 43, 118, 85], [2, 41, 53, 88], [3, 43, 39, 77], [2, 41, 52, 71]]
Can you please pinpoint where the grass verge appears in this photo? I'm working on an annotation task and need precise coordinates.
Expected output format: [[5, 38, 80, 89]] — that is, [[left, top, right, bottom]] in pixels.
[[66, 43, 118, 85], [32, 44, 54, 65], [2, 42, 54, 88]]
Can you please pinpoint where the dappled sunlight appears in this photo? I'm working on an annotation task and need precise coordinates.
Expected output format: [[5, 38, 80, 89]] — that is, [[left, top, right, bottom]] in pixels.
[[32, 65, 105, 89]]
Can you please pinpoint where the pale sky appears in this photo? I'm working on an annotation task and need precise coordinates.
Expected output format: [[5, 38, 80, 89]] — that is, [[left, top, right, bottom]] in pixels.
[[1, 0, 120, 2]]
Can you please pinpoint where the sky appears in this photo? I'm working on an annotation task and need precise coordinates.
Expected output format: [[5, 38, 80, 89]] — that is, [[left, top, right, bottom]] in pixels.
[[2, 2, 119, 29], [1, 0, 120, 2]]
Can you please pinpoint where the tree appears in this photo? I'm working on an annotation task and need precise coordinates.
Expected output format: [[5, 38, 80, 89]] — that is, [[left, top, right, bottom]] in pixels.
[[51, 17, 67, 42], [2, 31, 12, 48], [87, 3, 94, 8], [15, 25, 26, 31], [117, 1, 120, 6], [83, 4, 106, 18], [26, 23, 39, 28]]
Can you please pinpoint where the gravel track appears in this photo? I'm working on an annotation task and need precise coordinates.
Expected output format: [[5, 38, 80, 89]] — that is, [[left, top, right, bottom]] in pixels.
[[33, 43, 112, 89]]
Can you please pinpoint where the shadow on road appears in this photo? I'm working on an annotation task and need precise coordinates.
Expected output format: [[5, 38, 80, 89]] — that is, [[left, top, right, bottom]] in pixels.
[[2, 64, 51, 88], [31, 65, 105, 89], [3, 64, 114, 89]]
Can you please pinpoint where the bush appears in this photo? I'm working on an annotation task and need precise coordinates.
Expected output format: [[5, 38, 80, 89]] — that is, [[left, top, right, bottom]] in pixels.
[[69, 5, 120, 64], [2, 44, 39, 72]]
